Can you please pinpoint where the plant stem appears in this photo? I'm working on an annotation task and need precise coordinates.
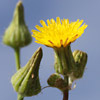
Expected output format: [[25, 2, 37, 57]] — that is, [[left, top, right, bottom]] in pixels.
[[17, 94, 24, 100], [14, 48, 20, 71], [14, 48, 24, 100], [63, 76, 69, 100], [63, 90, 69, 100]]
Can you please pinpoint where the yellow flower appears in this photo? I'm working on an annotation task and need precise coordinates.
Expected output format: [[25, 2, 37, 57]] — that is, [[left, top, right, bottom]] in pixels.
[[32, 17, 87, 48]]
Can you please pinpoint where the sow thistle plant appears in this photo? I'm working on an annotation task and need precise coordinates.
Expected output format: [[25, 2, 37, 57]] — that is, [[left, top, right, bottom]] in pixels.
[[3, 1, 88, 100], [32, 17, 88, 100]]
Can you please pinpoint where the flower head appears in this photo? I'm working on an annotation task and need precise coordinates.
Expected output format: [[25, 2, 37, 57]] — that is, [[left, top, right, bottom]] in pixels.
[[3, 1, 32, 49], [32, 17, 87, 48]]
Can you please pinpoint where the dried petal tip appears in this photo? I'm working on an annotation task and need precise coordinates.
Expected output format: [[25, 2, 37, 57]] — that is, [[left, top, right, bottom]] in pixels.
[[11, 47, 43, 97], [3, 1, 32, 49], [17, 1, 22, 6]]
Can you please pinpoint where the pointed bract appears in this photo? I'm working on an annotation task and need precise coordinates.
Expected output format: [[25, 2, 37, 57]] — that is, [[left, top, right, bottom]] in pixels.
[[11, 47, 43, 96]]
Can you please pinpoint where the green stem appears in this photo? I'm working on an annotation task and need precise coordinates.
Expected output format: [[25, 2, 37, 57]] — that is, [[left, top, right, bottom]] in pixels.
[[17, 94, 24, 100], [63, 76, 69, 100], [14, 48, 24, 100], [14, 48, 20, 71]]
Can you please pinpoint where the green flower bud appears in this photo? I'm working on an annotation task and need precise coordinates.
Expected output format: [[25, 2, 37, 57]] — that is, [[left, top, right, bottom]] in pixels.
[[54, 45, 76, 75], [47, 73, 67, 91], [72, 50, 88, 79], [3, 1, 32, 49], [11, 47, 42, 97]]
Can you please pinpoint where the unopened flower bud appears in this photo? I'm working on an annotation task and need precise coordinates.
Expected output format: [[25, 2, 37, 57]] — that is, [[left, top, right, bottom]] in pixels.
[[72, 50, 88, 79], [11, 47, 42, 97], [3, 1, 32, 49], [47, 73, 67, 91]]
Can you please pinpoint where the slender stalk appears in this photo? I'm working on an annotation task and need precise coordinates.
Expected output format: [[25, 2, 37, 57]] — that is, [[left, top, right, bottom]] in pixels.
[[14, 48, 20, 71], [14, 48, 24, 100], [63, 90, 69, 100], [17, 94, 24, 100], [63, 76, 69, 100]]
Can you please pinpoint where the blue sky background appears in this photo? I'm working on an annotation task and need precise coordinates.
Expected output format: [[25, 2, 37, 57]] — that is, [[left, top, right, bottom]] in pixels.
[[0, 0, 100, 100]]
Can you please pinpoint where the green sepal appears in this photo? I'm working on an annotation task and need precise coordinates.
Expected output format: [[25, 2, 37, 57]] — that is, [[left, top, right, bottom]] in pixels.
[[54, 45, 76, 75], [11, 47, 42, 97], [3, 1, 32, 49]]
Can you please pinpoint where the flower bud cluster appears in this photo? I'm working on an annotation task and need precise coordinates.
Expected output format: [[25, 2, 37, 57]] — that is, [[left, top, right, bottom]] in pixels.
[[48, 45, 87, 91]]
